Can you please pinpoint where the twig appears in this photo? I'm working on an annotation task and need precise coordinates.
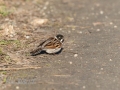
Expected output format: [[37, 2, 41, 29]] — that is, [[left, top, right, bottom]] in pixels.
[[53, 75, 71, 77], [0, 66, 41, 71]]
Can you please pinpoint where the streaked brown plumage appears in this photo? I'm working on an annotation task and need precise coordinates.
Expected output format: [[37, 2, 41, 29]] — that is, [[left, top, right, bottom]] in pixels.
[[30, 34, 64, 56]]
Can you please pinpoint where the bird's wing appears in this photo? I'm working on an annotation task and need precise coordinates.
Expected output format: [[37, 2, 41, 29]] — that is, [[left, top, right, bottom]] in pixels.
[[37, 37, 62, 49], [30, 48, 42, 56], [37, 37, 54, 47], [42, 37, 62, 49]]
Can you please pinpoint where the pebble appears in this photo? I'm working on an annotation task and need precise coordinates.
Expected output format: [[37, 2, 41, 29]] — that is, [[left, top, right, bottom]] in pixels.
[[100, 10, 104, 14], [16, 86, 19, 89], [109, 59, 112, 61], [74, 54, 78, 57], [25, 35, 30, 39], [72, 28, 75, 31], [59, 28, 62, 30], [69, 61, 72, 64], [83, 86, 86, 89], [68, 30, 71, 33], [78, 31, 82, 34], [97, 29, 100, 31], [110, 22, 113, 25], [114, 25, 117, 28], [100, 68, 103, 70]]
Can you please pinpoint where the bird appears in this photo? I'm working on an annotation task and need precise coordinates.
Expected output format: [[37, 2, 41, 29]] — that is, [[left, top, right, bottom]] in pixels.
[[30, 34, 64, 56]]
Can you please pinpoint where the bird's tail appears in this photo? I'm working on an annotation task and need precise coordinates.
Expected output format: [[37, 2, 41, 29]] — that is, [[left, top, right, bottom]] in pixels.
[[30, 48, 42, 56]]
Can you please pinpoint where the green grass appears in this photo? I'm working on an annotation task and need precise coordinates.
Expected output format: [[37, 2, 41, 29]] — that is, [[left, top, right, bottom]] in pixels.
[[2, 77, 7, 84], [1, 71, 7, 75], [0, 40, 21, 46], [0, 40, 21, 52], [0, 48, 3, 54], [0, 71, 7, 84], [0, 48, 5, 56], [25, 0, 31, 1], [13, 40, 21, 48], [0, 40, 11, 45], [4, 55, 11, 62], [0, 5, 10, 16]]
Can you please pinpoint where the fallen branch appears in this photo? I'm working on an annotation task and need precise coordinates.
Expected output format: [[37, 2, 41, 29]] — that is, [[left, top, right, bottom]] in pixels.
[[0, 66, 41, 71]]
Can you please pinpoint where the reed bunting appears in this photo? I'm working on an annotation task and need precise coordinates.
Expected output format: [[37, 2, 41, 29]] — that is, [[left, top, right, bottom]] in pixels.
[[30, 34, 64, 56]]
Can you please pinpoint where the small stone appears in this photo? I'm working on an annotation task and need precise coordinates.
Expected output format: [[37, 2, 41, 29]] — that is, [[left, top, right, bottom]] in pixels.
[[59, 28, 62, 30], [114, 25, 117, 28], [68, 30, 71, 33], [72, 28, 75, 30], [109, 59, 112, 61], [25, 35, 30, 39], [69, 61, 72, 64], [43, 6, 47, 10], [16, 86, 19, 89], [100, 11, 104, 14], [74, 54, 78, 57], [78, 31, 82, 34], [58, 60, 61, 62], [83, 86, 86, 89], [110, 22, 113, 25], [97, 29, 100, 31], [101, 68, 103, 70]]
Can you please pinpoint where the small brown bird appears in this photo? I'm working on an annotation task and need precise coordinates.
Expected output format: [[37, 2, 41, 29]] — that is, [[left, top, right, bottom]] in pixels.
[[30, 34, 64, 56]]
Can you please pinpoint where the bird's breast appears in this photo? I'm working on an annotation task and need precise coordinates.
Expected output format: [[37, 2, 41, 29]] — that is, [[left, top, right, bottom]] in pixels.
[[45, 48, 61, 54]]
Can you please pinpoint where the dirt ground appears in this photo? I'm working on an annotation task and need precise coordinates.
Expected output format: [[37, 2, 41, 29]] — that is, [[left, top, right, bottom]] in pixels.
[[0, 0, 120, 90]]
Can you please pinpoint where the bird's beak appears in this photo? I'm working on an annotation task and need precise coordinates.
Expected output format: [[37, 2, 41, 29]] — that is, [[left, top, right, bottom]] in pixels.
[[61, 39, 64, 43]]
